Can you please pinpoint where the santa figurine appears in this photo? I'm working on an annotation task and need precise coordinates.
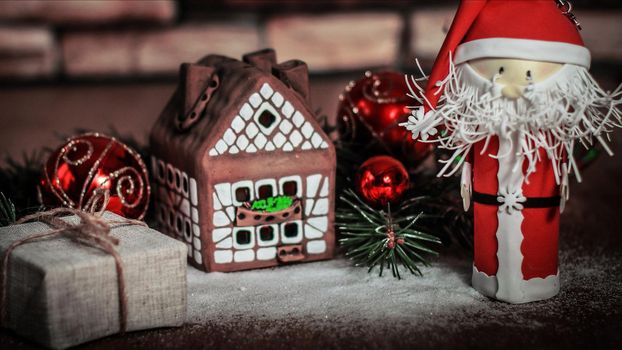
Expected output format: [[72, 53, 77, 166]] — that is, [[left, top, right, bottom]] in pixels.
[[402, 0, 621, 303]]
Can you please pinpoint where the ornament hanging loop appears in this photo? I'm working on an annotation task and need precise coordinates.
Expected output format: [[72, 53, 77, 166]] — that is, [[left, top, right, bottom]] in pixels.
[[555, 0, 582, 30]]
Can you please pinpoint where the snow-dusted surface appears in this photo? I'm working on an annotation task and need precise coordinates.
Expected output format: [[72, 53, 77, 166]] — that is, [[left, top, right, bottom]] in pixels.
[[185, 246, 621, 341], [187, 253, 483, 325]]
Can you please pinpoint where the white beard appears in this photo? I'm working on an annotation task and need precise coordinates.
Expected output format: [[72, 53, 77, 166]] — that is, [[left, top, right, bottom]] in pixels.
[[405, 61, 622, 183]]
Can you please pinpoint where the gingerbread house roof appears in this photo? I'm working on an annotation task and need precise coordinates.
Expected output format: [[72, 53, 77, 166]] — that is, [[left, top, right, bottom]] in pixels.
[[150, 49, 332, 171]]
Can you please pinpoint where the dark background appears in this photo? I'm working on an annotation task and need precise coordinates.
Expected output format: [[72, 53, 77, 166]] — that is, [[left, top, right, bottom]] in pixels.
[[0, 0, 621, 164], [0, 1, 621, 349]]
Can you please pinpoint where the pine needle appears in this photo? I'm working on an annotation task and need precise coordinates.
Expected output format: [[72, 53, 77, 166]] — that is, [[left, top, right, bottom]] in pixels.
[[337, 190, 441, 279], [0, 192, 16, 227]]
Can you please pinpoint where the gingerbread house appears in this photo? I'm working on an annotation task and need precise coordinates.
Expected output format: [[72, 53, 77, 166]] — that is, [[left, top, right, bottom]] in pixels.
[[149, 49, 336, 272]]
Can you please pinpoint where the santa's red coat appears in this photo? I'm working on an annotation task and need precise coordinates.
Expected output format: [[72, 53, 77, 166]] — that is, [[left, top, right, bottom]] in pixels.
[[470, 136, 560, 280]]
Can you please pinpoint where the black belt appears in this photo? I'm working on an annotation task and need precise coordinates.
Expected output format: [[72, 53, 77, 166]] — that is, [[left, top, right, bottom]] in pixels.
[[473, 191, 560, 209]]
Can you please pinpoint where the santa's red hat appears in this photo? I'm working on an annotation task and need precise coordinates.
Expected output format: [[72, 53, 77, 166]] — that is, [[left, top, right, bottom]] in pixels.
[[424, 0, 590, 111]]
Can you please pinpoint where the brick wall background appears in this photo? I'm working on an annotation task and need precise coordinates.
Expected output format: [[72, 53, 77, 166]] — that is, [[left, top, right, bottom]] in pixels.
[[0, 0, 621, 165], [0, 0, 620, 80]]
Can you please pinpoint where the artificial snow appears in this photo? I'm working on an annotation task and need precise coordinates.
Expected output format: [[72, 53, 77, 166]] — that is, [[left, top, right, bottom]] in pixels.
[[187, 253, 477, 324], [186, 247, 621, 335]]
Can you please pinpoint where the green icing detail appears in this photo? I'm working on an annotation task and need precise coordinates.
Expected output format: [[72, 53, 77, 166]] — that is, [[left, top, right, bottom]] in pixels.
[[250, 196, 293, 213]]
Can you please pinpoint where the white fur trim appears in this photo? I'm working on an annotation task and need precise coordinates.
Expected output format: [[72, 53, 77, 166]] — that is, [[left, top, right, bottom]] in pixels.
[[455, 38, 591, 68], [495, 134, 527, 303], [472, 265, 497, 299], [472, 266, 560, 304], [522, 273, 561, 302]]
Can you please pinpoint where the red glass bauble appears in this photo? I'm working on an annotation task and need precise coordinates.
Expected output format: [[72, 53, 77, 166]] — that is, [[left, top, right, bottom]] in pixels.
[[337, 71, 432, 163], [39, 133, 150, 219], [355, 156, 409, 208]]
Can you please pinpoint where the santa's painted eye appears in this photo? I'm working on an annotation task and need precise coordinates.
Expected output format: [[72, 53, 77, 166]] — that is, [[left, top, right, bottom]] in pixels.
[[499, 67, 505, 74], [526, 70, 533, 80]]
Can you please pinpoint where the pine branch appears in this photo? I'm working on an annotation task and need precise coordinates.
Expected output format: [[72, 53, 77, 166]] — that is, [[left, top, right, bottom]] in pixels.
[[0, 192, 16, 227], [337, 189, 441, 279], [0, 151, 46, 218]]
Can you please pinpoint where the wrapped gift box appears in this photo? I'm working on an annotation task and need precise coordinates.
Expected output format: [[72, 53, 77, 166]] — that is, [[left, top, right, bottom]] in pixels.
[[0, 211, 187, 349]]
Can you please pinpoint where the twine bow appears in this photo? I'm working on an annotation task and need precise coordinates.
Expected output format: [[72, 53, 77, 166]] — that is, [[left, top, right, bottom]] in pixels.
[[0, 203, 146, 334]]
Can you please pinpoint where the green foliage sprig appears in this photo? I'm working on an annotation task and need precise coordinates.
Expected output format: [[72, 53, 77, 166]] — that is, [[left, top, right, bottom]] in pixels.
[[337, 189, 441, 279]]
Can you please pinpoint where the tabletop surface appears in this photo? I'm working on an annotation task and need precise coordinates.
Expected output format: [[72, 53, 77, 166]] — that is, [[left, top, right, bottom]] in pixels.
[[0, 78, 620, 350]]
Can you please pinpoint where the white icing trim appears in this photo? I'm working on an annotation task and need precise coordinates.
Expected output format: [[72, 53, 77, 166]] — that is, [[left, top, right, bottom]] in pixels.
[[194, 250, 202, 264], [271, 91, 284, 107], [214, 250, 233, 264], [306, 174, 322, 198], [214, 183, 233, 206], [260, 83, 274, 99], [306, 240, 327, 254], [455, 38, 591, 68], [212, 228, 231, 243], [257, 247, 277, 260], [234, 249, 255, 262]]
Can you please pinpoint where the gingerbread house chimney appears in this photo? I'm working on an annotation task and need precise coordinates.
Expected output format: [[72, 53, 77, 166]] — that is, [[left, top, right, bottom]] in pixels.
[[180, 63, 216, 116], [243, 48, 277, 74], [273, 60, 311, 105]]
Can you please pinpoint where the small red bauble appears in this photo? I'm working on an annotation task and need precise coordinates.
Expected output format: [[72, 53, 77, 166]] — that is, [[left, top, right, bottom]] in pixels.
[[355, 156, 409, 208], [39, 133, 150, 219], [337, 71, 432, 163]]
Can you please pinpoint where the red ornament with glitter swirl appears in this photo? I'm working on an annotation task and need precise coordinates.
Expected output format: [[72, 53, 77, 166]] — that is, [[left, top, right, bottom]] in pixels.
[[38, 133, 150, 220]]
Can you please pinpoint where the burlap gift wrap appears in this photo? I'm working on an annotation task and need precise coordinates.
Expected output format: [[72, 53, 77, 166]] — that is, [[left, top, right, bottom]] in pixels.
[[0, 211, 187, 349]]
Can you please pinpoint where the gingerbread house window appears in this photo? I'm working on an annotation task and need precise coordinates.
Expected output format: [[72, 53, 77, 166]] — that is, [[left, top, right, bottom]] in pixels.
[[260, 226, 273, 240], [257, 225, 279, 247], [183, 218, 192, 242], [258, 185, 273, 199], [174, 170, 181, 190], [284, 223, 297, 237], [258, 110, 277, 129], [281, 220, 302, 244], [235, 230, 252, 247], [166, 165, 175, 187], [182, 175, 189, 195], [282, 181, 298, 197], [255, 179, 277, 199], [235, 187, 251, 202], [278, 176, 302, 197], [232, 180, 254, 206], [168, 211, 175, 230]]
